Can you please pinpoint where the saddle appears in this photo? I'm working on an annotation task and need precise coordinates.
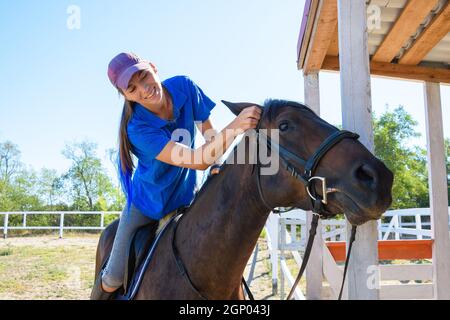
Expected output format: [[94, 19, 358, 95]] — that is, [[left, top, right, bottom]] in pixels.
[[118, 207, 188, 299], [122, 220, 159, 295]]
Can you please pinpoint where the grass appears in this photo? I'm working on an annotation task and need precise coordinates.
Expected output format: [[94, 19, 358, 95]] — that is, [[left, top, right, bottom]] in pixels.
[[0, 233, 275, 300], [0, 247, 13, 257], [2, 232, 430, 300], [0, 235, 99, 300]]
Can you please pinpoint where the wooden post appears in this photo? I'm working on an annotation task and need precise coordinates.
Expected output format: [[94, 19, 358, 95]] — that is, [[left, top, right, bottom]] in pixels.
[[415, 214, 423, 240], [279, 218, 286, 299], [423, 81, 450, 299], [266, 213, 279, 295], [3, 213, 8, 239], [394, 215, 400, 240], [377, 220, 382, 240], [304, 72, 320, 112], [23, 213, 27, 228], [304, 72, 324, 300], [59, 213, 64, 239], [337, 0, 379, 300], [100, 212, 105, 229], [247, 243, 259, 285]]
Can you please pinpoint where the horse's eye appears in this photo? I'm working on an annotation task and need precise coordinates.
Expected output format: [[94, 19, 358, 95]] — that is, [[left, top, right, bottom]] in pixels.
[[279, 122, 289, 131]]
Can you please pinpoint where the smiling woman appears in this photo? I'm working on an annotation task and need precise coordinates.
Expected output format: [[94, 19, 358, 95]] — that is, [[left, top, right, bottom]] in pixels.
[[122, 67, 166, 110], [90, 52, 262, 299]]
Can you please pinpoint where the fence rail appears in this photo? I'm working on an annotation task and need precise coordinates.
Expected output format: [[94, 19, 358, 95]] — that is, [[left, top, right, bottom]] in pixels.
[[274, 208, 449, 251], [1, 207, 446, 241], [0, 211, 121, 238], [264, 207, 450, 300]]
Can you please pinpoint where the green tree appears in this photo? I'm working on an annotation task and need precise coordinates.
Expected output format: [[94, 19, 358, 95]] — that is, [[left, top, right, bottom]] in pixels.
[[373, 106, 429, 209], [105, 147, 126, 211], [62, 140, 116, 211], [10, 168, 43, 211], [37, 168, 64, 210], [0, 141, 43, 212], [0, 141, 22, 184]]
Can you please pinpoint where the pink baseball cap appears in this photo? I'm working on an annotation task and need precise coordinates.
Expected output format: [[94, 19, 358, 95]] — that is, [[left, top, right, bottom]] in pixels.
[[107, 52, 150, 91]]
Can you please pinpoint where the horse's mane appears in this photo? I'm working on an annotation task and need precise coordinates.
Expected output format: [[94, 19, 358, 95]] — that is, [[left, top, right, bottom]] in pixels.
[[262, 99, 317, 117]]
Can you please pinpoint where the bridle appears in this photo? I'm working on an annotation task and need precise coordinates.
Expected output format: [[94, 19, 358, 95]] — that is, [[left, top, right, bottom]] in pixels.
[[255, 129, 360, 218], [253, 104, 359, 300], [169, 103, 360, 301]]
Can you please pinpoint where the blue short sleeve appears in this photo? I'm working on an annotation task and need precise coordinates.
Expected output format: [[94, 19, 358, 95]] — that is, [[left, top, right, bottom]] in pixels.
[[187, 77, 216, 122], [128, 126, 170, 161]]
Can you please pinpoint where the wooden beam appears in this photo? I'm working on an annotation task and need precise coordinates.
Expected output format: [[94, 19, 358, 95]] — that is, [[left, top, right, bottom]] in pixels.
[[327, 24, 339, 56], [372, 0, 439, 63], [297, 0, 320, 70], [380, 284, 433, 300], [304, 72, 321, 114], [304, 73, 323, 300], [304, 0, 338, 74], [424, 82, 450, 299], [338, 0, 378, 300], [380, 264, 432, 281], [322, 55, 450, 84], [399, 1, 450, 65], [327, 240, 433, 263], [322, 243, 346, 299]]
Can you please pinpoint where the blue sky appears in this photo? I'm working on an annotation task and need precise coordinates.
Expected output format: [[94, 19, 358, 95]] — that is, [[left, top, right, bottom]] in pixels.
[[1, 0, 449, 181]]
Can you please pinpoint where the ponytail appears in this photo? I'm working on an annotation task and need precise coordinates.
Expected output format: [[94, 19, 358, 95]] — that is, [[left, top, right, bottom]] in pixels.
[[118, 98, 136, 214]]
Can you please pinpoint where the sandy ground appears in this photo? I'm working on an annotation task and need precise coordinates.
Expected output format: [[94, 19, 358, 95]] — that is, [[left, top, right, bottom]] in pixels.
[[0, 233, 283, 300], [1, 234, 99, 248]]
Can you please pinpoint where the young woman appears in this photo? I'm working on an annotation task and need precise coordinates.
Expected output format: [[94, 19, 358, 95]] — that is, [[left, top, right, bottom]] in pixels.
[[90, 52, 261, 299]]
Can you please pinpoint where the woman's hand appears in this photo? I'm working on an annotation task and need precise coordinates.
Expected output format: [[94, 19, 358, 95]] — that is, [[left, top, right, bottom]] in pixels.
[[155, 106, 262, 171], [228, 106, 262, 132], [209, 164, 221, 176]]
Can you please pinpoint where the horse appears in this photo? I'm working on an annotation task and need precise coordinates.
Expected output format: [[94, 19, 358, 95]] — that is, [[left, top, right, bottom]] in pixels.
[[93, 99, 393, 300]]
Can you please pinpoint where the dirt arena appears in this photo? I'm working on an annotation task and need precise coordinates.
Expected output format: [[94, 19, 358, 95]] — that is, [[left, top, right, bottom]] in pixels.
[[0, 234, 288, 300]]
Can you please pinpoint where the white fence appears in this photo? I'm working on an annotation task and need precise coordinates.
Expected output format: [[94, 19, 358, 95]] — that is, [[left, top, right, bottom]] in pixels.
[[264, 207, 449, 300], [1, 208, 437, 240], [0, 208, 444, 299], [0, 211, 121, 239], [268, 207, 442, 251]]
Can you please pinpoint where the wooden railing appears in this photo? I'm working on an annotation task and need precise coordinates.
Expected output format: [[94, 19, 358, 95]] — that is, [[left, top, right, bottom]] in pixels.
[[264, 207, 447, 300], [0, 211, 121, 239]]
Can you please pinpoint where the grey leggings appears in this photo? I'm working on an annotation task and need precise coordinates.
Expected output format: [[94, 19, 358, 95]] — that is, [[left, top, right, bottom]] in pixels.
[[102, 203, 158, 289]]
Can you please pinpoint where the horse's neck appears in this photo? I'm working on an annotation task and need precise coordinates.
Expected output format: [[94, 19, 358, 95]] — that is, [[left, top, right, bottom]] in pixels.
[[176, 160, 271, 298]]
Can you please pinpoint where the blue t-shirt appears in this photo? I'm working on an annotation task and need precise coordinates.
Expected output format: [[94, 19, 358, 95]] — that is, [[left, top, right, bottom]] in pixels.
[[127, 75, 216, 220]]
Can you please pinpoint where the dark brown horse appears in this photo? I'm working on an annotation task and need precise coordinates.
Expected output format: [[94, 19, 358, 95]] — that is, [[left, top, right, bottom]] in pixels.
[[94, 99, 393, 299]]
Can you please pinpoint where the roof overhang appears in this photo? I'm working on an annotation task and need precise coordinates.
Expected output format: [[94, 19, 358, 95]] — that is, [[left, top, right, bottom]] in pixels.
[[297, 0, 450, 84]]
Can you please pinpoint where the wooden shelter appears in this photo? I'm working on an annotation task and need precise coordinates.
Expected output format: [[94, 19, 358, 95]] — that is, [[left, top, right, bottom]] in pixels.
[[297, 0, 450, 299]]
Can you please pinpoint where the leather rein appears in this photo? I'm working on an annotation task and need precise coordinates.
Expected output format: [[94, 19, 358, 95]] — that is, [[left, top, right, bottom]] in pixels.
[[172, 104, 360, 300]]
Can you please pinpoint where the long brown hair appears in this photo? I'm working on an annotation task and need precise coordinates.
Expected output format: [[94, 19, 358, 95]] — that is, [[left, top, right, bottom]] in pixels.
[[119, 99, 135, 173], [117, 90, 136, 211]]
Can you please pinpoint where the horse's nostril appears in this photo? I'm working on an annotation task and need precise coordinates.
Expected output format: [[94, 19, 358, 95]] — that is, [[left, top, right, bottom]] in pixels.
[[354, 164, 378, 189]]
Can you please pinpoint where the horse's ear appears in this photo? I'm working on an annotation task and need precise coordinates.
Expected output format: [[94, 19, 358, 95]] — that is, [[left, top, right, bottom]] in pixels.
[[221, 100, 263, 116]]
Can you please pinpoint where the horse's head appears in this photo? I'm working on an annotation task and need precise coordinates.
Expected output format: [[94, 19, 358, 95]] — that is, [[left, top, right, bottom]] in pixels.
[[223, 99, 393, 226]]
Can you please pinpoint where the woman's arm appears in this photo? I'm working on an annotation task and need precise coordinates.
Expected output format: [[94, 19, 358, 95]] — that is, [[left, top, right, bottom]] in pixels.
[[196, 119, 221, 174], [155, 106, 261, 170], [196, 119, 217, 141]]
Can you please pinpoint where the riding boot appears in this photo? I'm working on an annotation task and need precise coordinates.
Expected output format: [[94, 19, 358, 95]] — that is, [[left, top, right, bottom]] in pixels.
[[90, 257, 119, 300], [90, 271, 119, 300]]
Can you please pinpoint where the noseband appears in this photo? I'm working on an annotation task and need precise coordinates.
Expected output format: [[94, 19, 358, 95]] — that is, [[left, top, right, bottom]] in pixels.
[[253, 104, 359, 300], [255, 129, 359, 217]]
